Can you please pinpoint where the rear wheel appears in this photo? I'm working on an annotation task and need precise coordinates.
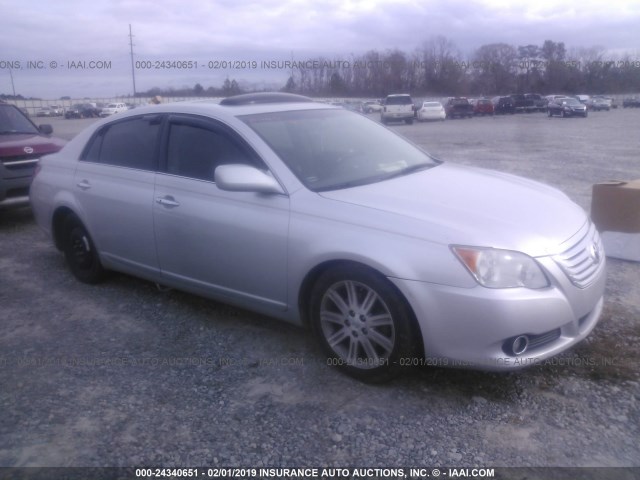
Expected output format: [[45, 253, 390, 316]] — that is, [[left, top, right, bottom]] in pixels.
[[310, 264, 417, 383], [62, 215, 107, 284]]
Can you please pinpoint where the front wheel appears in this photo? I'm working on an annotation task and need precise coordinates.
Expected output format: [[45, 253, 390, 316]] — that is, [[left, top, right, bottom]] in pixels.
[[63, 215, 107, 284], [310, 264, 417, 382]]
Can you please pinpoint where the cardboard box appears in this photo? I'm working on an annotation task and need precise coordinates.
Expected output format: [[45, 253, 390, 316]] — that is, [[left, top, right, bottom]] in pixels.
[[600, 231, 640, 262], [591, 179, 640, 233], [591, 179, 640, 261]]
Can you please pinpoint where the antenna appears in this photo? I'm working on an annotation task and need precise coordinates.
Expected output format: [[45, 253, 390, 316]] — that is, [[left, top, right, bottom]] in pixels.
[[129, 24, 137, 96]]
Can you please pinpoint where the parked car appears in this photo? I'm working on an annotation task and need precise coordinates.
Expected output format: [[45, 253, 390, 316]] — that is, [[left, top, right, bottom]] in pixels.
[[100, 102, 128, 117], [417, 101, 446, 121], [30, 92, 606, 382], [49, 105, 64, 116], [36, 107, 53, 117], [0, 100, 66, 209], [545, 95, 567, 104], [362, 101, 382, 113], [471, 98, 494, 116], [575, 95, 590, 105], [380, 94, 414, 124], [524, 94, 547, 112], [587, 98, 611, 111], [444, 97, 474, 119], [622, 96, 640, 108], [510, 94, 535, 113], [65, 103, 100, 119], [547, 97, 588, 117], [492, 96, 515, 114]]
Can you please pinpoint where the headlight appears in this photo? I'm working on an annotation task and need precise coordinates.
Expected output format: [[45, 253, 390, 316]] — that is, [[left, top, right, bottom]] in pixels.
[[451, 246, 549, 289]]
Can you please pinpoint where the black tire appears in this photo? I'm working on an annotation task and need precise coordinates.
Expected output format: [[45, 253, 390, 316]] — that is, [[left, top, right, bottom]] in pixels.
[[310, 264, 417, 383], [405, 118, 413, 125], [62, 215, 107, 284]]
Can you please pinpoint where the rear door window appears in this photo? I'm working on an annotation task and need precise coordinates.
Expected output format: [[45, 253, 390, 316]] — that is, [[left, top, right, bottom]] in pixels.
[[82, 115, 162, 171]]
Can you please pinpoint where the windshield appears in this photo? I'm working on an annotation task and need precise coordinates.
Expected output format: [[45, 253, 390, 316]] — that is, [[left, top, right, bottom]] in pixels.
[[241, 109, 438, 191], [0, 105, 39, 134], [563, 98, 581, 105]]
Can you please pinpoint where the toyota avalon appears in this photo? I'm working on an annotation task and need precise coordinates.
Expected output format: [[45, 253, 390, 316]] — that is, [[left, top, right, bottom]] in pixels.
[[30, 93, 605, 382]]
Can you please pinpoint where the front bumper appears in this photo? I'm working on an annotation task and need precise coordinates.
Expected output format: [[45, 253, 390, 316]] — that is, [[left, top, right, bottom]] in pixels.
[[0, 158, 38, 209], [391, 254, 606, 370]]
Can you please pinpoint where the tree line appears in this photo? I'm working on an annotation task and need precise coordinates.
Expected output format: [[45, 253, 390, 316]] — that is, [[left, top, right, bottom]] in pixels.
[[281, 37, 640, 97], [5, 37, 637, 101], [140, 37, 640, 99]]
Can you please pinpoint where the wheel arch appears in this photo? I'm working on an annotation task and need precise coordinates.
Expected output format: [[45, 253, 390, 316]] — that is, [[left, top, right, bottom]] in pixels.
[[297, 259, 425, 358], [52, 206, 80, 251]]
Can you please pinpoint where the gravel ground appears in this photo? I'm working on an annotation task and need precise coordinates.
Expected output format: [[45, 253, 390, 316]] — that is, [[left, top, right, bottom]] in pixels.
[[1, 109, 639, 472]]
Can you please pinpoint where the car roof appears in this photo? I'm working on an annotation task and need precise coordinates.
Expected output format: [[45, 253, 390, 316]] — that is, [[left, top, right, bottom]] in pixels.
[[90, 97, 338, 123]]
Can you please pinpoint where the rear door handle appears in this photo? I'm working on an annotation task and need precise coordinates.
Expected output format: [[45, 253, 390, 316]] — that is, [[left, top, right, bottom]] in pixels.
[[156, 195, 180, 207], [76, 180, 91, 190]]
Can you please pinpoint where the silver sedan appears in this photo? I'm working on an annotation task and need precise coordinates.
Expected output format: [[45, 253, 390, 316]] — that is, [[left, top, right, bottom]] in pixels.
[[30, 93, 606, 382]]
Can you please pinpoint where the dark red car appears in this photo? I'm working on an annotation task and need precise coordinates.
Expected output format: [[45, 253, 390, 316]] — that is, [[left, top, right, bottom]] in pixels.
[[472, 98, 495, 116], [0, 101, 66, 209]]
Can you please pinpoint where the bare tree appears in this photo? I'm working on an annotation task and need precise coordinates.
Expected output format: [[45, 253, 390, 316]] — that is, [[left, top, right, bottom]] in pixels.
[[471, 43, 518, 94], [417, 36, 465, 94]]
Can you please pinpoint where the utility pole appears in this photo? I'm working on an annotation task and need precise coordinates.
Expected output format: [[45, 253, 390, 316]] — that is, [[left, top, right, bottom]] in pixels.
[[129, 24, 137, 97], [8, 69, 16, 97]]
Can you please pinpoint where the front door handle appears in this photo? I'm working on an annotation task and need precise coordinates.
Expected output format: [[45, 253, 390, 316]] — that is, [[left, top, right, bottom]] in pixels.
[[156, 195, 180, 208], [76, 180, 91, 190]]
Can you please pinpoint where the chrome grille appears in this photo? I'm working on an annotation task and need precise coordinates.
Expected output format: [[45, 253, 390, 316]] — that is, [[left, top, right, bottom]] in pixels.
[[553, 222, 603, 288]]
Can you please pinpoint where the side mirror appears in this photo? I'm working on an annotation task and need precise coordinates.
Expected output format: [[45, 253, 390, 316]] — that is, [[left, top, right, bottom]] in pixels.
[[215, 164, 285, 195], [39, 124, 53, 135]]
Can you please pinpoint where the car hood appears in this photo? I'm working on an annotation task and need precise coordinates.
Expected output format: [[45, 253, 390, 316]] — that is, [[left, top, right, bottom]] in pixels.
[[318, 163, 587, 257], [0, 134, 67, 158]]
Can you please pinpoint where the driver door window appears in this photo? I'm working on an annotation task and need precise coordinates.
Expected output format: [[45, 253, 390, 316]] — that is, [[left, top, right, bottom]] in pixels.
[[166, 120, 257, 181]]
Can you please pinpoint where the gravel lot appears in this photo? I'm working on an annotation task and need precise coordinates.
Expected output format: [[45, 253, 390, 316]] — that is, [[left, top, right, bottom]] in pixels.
[[1, 109, 639, 472]]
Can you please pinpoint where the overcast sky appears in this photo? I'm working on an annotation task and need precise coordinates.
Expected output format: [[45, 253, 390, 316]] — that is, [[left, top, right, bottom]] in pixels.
[[2, 0, 639, 98]]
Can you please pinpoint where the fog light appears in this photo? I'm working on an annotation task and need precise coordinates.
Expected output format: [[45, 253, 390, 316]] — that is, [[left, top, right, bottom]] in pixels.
[[511, 335, 529, 355]]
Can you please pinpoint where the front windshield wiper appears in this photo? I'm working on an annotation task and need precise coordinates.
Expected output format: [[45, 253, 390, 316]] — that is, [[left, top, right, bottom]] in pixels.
[[0, 130, 38, 135]]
